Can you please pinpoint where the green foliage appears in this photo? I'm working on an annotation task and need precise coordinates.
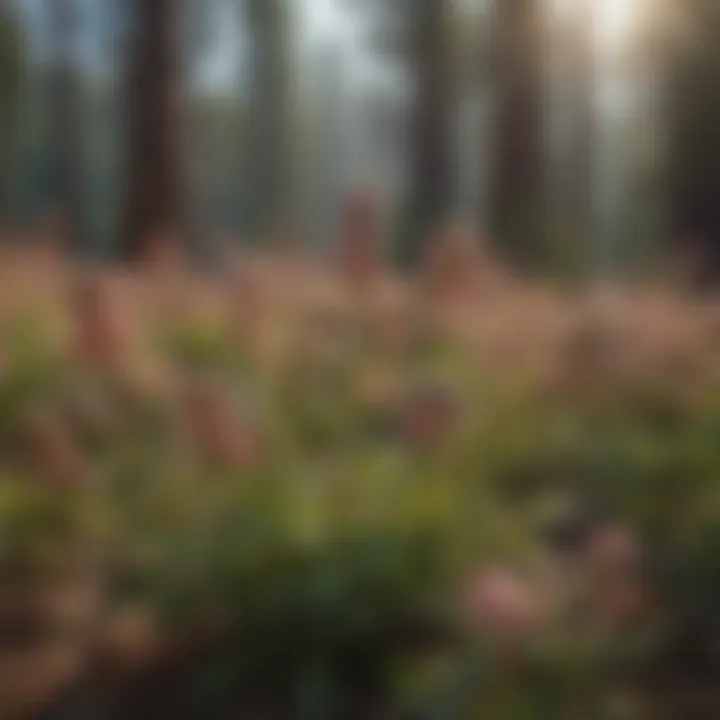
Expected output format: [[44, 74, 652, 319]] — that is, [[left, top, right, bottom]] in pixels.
[[2, 271, 720, 716]]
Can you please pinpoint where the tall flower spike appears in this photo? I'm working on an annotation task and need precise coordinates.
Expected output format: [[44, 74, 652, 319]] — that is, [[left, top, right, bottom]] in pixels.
[[24, 407, 88, 490], [337, 188, 381, 287], [72, 271, 132, 371], [421, 224, 483, 302], [182, 381, 264, 470]]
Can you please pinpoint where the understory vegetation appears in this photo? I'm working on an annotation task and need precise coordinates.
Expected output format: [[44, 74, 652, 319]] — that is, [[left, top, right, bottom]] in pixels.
[[0, 237, 718, 718]]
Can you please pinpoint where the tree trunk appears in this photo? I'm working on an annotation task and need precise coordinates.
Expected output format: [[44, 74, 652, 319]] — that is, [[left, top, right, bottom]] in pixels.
[[399, 0, 454, 268], [0, 3, 23, 234], [565, 0, 595, 241], [49, 0, 83, 254], [121, 0, 182, 262], [666, 0, 720, 283], [245, 0, 291, 243], [490, 0, 543, 265]]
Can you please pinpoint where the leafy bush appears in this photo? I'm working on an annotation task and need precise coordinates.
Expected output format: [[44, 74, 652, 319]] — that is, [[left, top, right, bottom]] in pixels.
[[0, 251, 718, 717]]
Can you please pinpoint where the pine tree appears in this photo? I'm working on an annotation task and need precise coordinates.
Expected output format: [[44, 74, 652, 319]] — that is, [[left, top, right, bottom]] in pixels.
[[121, 0, 182, 261], [400, 0, 454, 267], [665, 0, 720, 282], [244, 0, 292, 242], [490, 0, 543, 266], [0, 1, 24, 231], [49, 0, 83, 252]]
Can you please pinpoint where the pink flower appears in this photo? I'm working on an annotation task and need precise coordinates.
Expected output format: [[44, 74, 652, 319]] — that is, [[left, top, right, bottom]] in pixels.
[[182, 383, 264, 470], [71, 273, 132, 370], [356, 367, 400, 411], [228, 270, 263, 346], [463, 568, 541, 647], [336, 189, 381, 287], [67, 386, 119, 439], [420, 224, 499, 303], [24, 408, 88, 490], [588, 577, 650, 628], [398, 384, 457, 450], [139, 226, 185, 273], [584, 523, 642, 579], [97, 604, 164, 673], [364, 283, 414, 355], [581, 523, 651, 628]]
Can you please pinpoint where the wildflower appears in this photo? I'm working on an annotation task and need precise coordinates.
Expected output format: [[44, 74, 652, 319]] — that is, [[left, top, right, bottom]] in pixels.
[[581, 523, 651, 628], [71, 272, 132, 371], [397, 382, 458, 450], [65, 385, 119, 441], [35, 206, 70, 259], [421, 224, 483, 301], [356, 366, 401, 412], [0, 641, 86, 718], [140, 225, 185, 274], [97, 604, 164, 674], [337, 188, 381, 287], [228, 268, 263, 347], [584, 523, 643, 580], [589, 576, 650, 627], [364, 283, 414, 356], [182, 382, 264, 470], [462, 567, 542, 649], [422, 224, 511, 307], [23, 408, 89, 490]]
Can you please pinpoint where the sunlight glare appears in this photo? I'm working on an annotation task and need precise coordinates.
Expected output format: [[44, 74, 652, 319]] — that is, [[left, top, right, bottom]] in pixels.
[[551, 0, 638, 51], [598, 0, 638, 49]]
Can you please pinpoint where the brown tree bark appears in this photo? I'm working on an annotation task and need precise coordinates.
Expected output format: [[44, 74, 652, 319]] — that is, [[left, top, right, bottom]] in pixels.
[[400, 0, 454, 267], [490, 0, 543, 265], [245, 0, 292, 243], [565, 0, 595, 239], [121, 0, 182, 262], [0, 4, 23, 234], [666, 0, 720, 284], [49, 0, 83, 254]]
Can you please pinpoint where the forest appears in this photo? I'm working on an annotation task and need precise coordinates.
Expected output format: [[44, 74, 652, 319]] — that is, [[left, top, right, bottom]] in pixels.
[[0, 0, 719, 718]]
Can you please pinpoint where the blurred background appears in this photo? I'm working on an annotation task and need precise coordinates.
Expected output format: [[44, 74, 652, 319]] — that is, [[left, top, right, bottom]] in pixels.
[[4, 2, 720, 718], [0, 0, 691, 274]]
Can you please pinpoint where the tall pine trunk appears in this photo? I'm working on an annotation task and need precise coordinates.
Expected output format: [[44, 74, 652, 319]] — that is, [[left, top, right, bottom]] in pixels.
[[666, 0, 720, 283], [245, 0, 291, 243], [490, 0, 543, 265], [121, 0, 181, 262], [399, 0, 454, 268], [566, 0, 595, 243], [49, 0, 82, 253], [0, 2, 22, 233]]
